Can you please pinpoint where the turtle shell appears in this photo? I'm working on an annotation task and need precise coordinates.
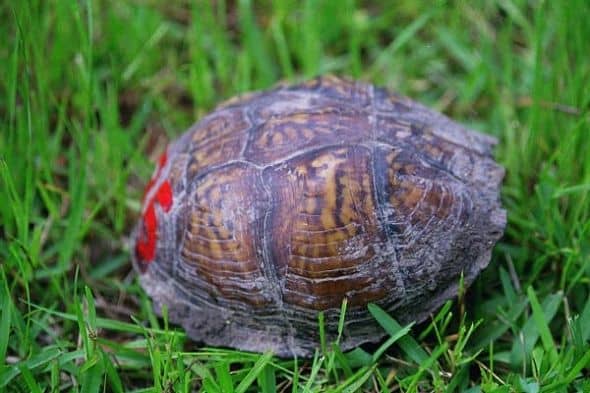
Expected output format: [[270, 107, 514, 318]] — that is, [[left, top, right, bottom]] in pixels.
[[132, 75, 506, 357]]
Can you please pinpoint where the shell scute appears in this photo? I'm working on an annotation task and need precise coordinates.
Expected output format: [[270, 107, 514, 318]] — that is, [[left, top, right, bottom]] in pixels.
[[178, 163, 274, 307], [263, 145, 394, 311], [244, 107, 371, 165], [185, 108, 251, 180]]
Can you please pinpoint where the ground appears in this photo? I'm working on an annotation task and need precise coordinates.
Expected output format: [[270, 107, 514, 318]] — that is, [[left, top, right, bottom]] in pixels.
[[1, 0, 589, 392]]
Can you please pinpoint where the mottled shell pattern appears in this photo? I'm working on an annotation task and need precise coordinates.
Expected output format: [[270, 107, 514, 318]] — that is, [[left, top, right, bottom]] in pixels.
[[132, 75, 506, 357]]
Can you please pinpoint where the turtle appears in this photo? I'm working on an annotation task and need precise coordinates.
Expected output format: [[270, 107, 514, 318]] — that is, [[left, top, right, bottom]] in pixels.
[[131, 75, 506, 357]]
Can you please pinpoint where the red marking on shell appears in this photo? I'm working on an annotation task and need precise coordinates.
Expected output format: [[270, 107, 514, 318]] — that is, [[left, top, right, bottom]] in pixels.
[[142, 178, 156, 203], [142, 149, 168, 203], [158, 151, 168, 169], [136, 148, 174, 268], [136, 202, 157, 263], [155, 180, 173, 212]]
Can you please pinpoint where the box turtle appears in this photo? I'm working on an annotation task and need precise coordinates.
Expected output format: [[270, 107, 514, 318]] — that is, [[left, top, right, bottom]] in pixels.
[[132, 75, 506, 357]]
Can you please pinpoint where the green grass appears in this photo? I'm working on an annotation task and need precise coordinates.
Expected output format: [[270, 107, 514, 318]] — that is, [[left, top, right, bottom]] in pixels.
[[1, 0, 589, 391]]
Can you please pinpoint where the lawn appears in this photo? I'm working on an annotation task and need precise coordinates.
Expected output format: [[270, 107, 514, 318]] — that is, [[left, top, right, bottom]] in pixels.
[[1, 0, 589, 391]]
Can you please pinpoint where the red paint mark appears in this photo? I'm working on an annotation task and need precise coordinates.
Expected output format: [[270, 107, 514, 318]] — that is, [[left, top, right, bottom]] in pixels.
[[143, 149, 168, 202], [142, 178, 156, 203], [158, 151, 168, 169], [135, 203, 157, 263], [155, 180, 173, 212], [136, 148, 175, 268]]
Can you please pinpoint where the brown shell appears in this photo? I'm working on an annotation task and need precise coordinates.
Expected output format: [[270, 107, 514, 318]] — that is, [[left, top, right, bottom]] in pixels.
[[132, 75, 506, 357]]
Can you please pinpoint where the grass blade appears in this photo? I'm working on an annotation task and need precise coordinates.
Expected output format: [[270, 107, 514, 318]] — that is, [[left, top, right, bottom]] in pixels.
[[526, 287, 559, 363], [0, 268, 11, 366], [368, 303, 428, 364], [235, 352, 273, 393]]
